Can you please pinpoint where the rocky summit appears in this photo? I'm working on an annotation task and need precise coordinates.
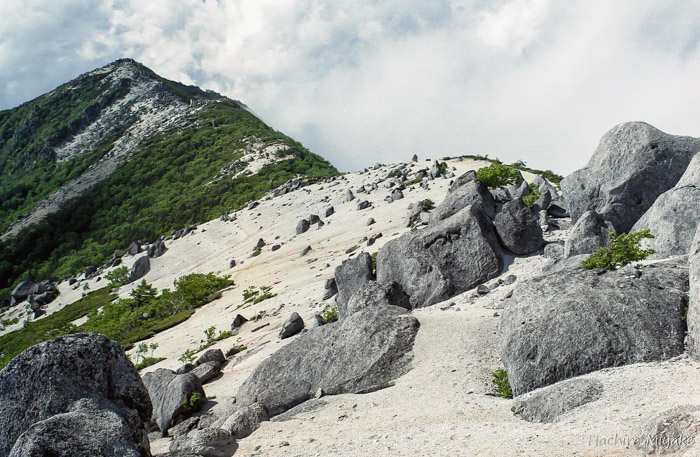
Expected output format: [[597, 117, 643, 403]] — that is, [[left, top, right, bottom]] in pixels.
[[1, 62, 700, 457]]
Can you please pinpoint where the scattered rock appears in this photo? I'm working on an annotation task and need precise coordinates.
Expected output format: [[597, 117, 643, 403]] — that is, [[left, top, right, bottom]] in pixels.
[[221, 403, 269, 439], [561, 122, 700, 233], [530, 190, 552, 215], [563, 210, 614, 258], [391, 188, 404, 201], [190, 362, 221, 384], [296, 219, 310, 235], [147, 239, 167, 258], [357, 200, 371, 210], [84, 265, 97, 279], [498, 261, 688, 395], [195, 349, 225, 367], [127, 241, 141, 256], [543, 242, 564, 260], [0, 333, 151, 456], [253, 238, 266, 250], [229, 259, 236, 268], [477, 284, 490, 295], [367, 217, 376, 226], [231, 314, 248, 330], [169, 428, 236, 457], [142, 369, 206, 434], [128, 255, 150, 283], [322, 278, 338, 300], [512, 378, 604, 423], [271, 244, 281, 251], [279, 312, 305, 339], [345, 189, 355, 202], [175, 364, 195, 375], [300, 245, 312, 257], [237, 305, 419, 416], [494, 198, 544, 255], [377, 204, 503, 308], [342, 281, 411, 319], [324, 206, 335, 217]]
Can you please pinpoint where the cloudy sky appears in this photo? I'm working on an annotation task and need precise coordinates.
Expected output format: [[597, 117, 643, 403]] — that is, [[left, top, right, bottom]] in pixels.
[[1, 0, 700, 174]]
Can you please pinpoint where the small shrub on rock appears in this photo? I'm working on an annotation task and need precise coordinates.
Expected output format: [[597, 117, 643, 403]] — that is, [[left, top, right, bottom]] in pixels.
[[476, 162, 521, 188], [582, 230, 655, 271], [522, 183, 541, 208], [491, 369, 513, 399], [321, 304, 339, 323]]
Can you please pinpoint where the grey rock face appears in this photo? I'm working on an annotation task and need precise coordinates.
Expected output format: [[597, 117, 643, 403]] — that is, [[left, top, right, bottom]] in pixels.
[[169, 428, 236, 457], [530, 190, 552, 215], [547, 201, 569, 218], [342, 281, 411, 319], [128, 241, 141, 255], [128, 255, 150, 283], [296, 219, 310, 235], [322, 278, 338, 300], [543, 242, 564, 260], [430, 171, 495, 222], [220, 403, 269, 439], [636, 406, 700, 455], [498, 262, 688, 396], [494, 198, 544, 255], [11, 280, 36, 301], [279, 312, 305, 339], [511, 378, 603, 423], [504, 173, 529, 200], [688, 226, 700, 359], [377, 204, 503, 308], [237, 305, 419, 417], [195, 349, 225, 367], [0, 333, 152, 457], [563, 210, 614, 258], [190, 362, 221, 384], [334, 252, 374, 310], [631, 152, 700, 258], [391, 188, 404, 201], [141, 368, 205, 434], [147, 239, 167, 258], [561, 122, 700, 233], [8, 398, 149, 457]]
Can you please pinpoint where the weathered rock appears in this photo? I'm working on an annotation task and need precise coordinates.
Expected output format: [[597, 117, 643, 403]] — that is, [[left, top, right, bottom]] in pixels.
[[175, 364, 195, 375], [345, 189, 355, 202], [367, 217, 376, 226], [561, 122, 700, 233], [688, 226, 700, 359], [631, 153, 700, 258], [324, 206, 335, 217], [498, 262, 688, 395], [494, 198, 544, 255], [309, 214, 320, 224], [141, 369, 205, 434], [547, 201, 569, 218], [430, 171, 495, 222], [169, 428, 236, 457], [390, 188, 404, 201], [231, 314, 248, 330], [563, 210, 614, 258], [300, 245, 312, 257], [476, 284, 490, 295], [271, 244, 281, 252], [342, 281, 411, 319], [8, 398, 150, 457], [195, 349, 225, 367], [635, 406, 700, 455], [377, 204, 503, 308], [357, 200, 371, 210], [279, 312, 305, 339], [229, 259, 236, 268], [296, 219, 310, 235], [253, 238, 265, 250], [322, 278, 338, 300], [128, 255, 150, 283], [10, 280, 36, 302], [190, 362, 221, 384], [504, 173, 530, 200], [412, 154, 418, 162], [237, 305, 419, 416], [530, 190, 552, 215], [147, 239, 167, 258], [0, 333, 151, 456], [531, 175, 560, 199], [367, 232, 383, 246], [128, 241, 141, 256], [220, 403, 269, 439], [543, 242, 564, 260], [542, 254, 589, 274], [31, 290, 56, 306], [84, 265, 97, 279], [334, 252, 374, 310], [511, 378, 603, 423]]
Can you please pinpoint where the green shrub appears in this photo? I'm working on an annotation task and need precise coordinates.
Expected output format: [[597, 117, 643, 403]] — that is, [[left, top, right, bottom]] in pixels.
[[182, 392, 203, 411], [581, 230, 655, 271], [522, 183, 541, 208], [134, 356, 166, 371], [370, 252, 378, 275], [421, 199, 435, 211], [321, 304, 339, 323], [491, 369, 513, 399], [476, 162, 521, 188], [386, 170, 402, 178], [178, 349, 197, 363]]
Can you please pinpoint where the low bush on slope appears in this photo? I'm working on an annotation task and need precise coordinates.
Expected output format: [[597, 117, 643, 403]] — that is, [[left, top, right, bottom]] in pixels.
[[0, 272, 231, 370]]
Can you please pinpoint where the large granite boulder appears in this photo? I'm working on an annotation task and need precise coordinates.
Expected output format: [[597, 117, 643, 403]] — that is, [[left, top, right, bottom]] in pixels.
[[632, 152, 700, 258], [561, 122, 700, 233], [334, 252, 374, 310], [494, 198, 544, 255], [237, 305, 419, 416], [498, 261, 688, 396], [377, 204, 503, 308], [147, 239, 167, 258], [0, 333, 151, 456], [10, 280, 36, 302], [429, 170, 495, 222], [688, 226, 700, 360], [141, 368, 206, 435], [563, 210, 614, 258]]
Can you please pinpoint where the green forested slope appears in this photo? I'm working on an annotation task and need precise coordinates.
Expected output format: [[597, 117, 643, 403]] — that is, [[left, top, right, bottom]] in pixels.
[[0, 70, 337, 298]]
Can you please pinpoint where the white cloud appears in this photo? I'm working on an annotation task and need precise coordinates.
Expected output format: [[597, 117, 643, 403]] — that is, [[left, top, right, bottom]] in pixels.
[[1, 0, 700, 175]]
